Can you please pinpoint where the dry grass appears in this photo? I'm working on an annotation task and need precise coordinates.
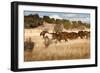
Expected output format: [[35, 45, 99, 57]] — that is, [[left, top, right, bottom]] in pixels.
[[24, 29, 90, 62]]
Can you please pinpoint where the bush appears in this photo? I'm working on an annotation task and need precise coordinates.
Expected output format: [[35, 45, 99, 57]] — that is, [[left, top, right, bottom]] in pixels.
[[54, 24, 63, 33], [24, 38, 35, 51]]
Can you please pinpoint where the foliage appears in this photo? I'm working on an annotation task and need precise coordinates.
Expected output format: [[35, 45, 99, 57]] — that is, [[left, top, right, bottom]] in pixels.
[[24, 38, 35, 51], [53, 23, 63, 33], [24, 14, 43, 28], [24, 14, 90, 29]]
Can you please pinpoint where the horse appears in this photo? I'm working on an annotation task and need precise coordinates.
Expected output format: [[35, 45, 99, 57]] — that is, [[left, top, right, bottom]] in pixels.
[[78, 31, 90, 39], [40, 31, 48, 38]]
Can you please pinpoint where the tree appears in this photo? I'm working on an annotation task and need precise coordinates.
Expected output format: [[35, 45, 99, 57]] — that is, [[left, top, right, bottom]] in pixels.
[[72, 21, 78, 29], [62, 19, 71, 29], [51, 18, 55, 23], [53, 23, 63, 33], [55, 19, 62, 24], [32, 14, 39, 19], [53, 19, 64, 33], [77, 21, 83, 25], [43, 16, 51, 23], [24, 14, 44, 28]]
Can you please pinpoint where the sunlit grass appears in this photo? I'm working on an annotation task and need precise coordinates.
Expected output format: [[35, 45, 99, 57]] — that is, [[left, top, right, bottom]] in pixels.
[[24, 29, 90, 62]]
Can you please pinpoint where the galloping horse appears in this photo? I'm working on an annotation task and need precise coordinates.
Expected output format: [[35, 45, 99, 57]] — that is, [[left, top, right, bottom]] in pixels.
[[40, 31, 48, 38], [78, 31, 90, 39]]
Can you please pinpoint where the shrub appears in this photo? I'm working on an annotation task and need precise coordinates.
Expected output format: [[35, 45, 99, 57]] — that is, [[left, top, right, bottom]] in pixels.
[[24, 38, 35, 51]]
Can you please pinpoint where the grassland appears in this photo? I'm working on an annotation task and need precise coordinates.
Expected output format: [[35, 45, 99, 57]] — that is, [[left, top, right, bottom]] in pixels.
[[24, 29, 90, 61]]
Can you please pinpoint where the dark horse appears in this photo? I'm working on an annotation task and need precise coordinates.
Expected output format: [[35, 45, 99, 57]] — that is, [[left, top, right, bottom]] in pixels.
[[49, 32, 68, 42], [78, 31, 90, 39], [40, 31, 48, 38]]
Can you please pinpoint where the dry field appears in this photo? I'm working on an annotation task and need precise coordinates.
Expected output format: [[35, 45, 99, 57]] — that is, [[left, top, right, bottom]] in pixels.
[[24, 29, 90, 62]]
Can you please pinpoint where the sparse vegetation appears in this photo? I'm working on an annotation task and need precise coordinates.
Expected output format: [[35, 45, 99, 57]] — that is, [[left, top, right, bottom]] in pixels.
[[24, 14, 90, 30], [53, 23, 63, 33], [24, 14, 43, 28], [24, 29, 90, 61], [24, 13, 90, 62], [24, 37, 35, 51]]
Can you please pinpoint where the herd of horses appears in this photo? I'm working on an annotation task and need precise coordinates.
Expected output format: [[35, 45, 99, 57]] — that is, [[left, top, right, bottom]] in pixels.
[[40, 30, 90, 42], [24, 30, 90, 51]]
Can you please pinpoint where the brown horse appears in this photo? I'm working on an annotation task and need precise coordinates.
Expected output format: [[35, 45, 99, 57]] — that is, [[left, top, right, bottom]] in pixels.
[[67, 32, 79, 40], [78, 31, 90, 39], [40, 31, 48, 38], [48, 32, 68, 42]]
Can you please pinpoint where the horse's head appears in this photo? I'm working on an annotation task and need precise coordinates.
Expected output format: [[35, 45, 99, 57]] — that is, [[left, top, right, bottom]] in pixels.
[[40, 31, 49, 38], [40, 32, 43, 36]]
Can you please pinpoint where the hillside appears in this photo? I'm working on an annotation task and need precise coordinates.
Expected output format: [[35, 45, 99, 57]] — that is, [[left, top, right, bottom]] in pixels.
[[24, 14, 90, 30]]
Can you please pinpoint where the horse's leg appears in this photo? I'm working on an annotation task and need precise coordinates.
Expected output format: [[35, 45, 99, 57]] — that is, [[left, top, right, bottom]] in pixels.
[[65, 39, 68, 42]]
